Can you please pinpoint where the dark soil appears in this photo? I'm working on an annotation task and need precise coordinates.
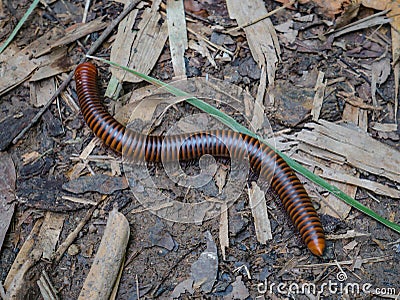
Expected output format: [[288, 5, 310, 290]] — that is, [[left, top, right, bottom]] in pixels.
[[0, 0, 399, 299]]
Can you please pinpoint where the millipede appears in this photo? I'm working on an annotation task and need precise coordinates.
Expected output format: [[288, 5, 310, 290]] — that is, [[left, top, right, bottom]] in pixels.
[[74, 62, 326, 256]]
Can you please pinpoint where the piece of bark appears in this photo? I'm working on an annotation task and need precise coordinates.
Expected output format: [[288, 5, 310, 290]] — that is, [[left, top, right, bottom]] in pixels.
[[30, 78, 56, 107], [166, 0, 188, 78], [191, 231, 218, 293], [78, 208, 130, 300], [0, 108, 37, 151], [62, 174, 129, 195], [248, 182, 272, 244], [4, 218, 43, 290], [311, 71, 326, 121], [219, 203, 229, 261]]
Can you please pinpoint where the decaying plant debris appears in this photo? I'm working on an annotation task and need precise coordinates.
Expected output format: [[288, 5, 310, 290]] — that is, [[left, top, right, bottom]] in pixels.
[[0, 0, 399, 298]]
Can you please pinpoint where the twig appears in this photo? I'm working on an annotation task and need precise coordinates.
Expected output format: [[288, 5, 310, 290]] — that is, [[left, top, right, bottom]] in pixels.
[[135, 274, 140, 300], [53, 203, 99, 263], [12, 0, 142, 145], [225, 0, 296, 33], [82, 0, 91, 23]]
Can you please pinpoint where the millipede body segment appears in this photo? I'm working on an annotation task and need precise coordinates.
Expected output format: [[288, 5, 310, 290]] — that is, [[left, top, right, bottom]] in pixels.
[[74, 62, 326, 256]]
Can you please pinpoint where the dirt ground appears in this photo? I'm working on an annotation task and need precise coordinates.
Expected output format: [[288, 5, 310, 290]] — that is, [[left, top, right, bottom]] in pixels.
[[0, 0, 399, 299]]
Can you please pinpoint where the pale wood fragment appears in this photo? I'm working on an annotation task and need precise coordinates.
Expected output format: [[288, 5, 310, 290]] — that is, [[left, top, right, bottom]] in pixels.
[[219, 203, 229, 261], [30, 78, 56, 107], [311, 71, 326, 121], [4, 219, 43, 290], [166, 0, 188, 78], [248, 182, 272, 244], [37, 212, 65, 260], [78, 208, 130, 300]]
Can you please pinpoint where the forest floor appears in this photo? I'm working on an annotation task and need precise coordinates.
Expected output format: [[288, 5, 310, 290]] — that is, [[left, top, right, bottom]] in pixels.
[[0, 0, 399, 299]]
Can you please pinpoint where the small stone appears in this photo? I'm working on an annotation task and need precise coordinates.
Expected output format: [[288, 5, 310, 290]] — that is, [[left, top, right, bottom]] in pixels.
[[68, 244, 80, 256]]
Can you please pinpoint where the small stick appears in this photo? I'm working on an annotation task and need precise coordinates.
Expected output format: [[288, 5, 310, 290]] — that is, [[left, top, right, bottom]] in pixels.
[[82, 0, 91, 23], [12, 0, 142, 145], [53, 203, 99, 263]]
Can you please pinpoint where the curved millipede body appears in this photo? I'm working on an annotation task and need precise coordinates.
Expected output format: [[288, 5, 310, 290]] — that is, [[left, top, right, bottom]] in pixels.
[[74, 62, 326, 256]]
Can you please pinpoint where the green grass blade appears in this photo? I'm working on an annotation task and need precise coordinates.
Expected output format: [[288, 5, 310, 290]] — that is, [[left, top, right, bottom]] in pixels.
[[0, 0, 41, 55], [86, 55, 400, 234]]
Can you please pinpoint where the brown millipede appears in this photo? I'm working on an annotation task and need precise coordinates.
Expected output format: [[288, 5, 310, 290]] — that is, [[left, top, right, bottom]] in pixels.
[[74, 62, 326, 256]]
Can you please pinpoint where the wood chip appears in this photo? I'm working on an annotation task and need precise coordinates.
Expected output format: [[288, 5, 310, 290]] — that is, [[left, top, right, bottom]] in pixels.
[[325, 230, 370, 240], [370, 123, 398, 132], [78, 207, 130, 300], [37, 212, 65, 260], [248, 182, 272, 244], [37, 270, 59, 300], [166, 0, 188, 78], [4, 218, 44, 291], [30, 78, 56, 107], [311, 71, 326, 121], [252, 65, 267, 131], [219, 203, 229, 261], [319, 167, 400, 198]]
